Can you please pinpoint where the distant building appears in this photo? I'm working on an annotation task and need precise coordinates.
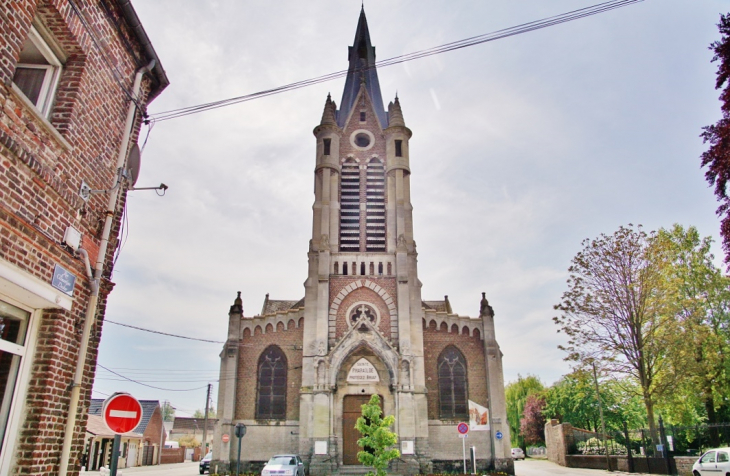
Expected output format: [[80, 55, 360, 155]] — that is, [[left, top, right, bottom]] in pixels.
[[214, 8, 512, 476], [88, 399, 167, 467], [0, 2, 168, 473], [169, 417, 217, 447], [84, 415, 143, 470]]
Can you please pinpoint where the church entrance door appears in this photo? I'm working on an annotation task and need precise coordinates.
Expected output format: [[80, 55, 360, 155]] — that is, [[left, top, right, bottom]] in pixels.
[[342, 395, 382, 465]]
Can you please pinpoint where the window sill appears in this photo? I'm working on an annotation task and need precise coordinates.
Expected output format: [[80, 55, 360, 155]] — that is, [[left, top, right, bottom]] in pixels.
[[9, 83, 73, 152]]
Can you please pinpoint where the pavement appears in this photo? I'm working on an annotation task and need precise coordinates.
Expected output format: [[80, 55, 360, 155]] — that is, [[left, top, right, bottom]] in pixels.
[[80, 462, 200, 475]]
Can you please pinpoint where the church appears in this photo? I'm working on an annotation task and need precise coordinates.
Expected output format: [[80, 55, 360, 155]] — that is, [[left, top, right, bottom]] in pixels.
[[213, 9, 513, 475]]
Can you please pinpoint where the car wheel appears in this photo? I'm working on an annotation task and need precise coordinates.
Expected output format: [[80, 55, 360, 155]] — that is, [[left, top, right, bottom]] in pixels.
[[694, 471, 701, 476]]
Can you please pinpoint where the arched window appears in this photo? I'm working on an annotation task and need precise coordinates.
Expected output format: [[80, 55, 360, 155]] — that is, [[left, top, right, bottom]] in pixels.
[[340, 159, 361, 252], [256, 346, 287, 419], [365, 158, 386, 252], [343, 262, 348, 275], [438, 346, 468, 419]]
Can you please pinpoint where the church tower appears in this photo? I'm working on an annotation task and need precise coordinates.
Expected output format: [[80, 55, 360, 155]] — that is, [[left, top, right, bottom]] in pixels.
[[214, 9, 513, 475]]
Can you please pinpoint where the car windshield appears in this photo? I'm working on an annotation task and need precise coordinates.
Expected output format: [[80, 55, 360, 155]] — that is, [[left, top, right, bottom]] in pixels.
[[204, 452, 212, 460], [269, 456, 296, 465]]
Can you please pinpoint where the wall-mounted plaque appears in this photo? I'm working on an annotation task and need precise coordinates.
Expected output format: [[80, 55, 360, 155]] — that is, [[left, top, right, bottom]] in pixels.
[[51, 264, 75, 296], [347, 358, 379, 383], [401, 440, 414, 455], [314, 441, 328, 455]]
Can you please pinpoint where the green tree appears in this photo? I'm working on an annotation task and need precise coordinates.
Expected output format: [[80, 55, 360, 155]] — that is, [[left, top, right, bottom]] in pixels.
[[161, 401, 175, 422], [656, 225, 730, 430], [553, 225, 677, 444], [700, 13, 730, 266], [355, 395, 400, 476], [193, 407, 216, 419], [505, 375, 544, 448], [543, 370, 646, 433]]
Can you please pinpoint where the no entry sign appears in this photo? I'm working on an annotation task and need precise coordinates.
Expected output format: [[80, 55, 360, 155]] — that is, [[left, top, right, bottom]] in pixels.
[[103, 393, 142, 434]]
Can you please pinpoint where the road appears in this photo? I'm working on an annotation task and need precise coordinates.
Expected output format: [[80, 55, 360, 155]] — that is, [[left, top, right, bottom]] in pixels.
[[80, 458, 655, 475]]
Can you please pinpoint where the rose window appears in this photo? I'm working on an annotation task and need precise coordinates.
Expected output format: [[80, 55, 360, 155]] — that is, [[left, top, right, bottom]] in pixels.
[[350, 304, 376, 326]]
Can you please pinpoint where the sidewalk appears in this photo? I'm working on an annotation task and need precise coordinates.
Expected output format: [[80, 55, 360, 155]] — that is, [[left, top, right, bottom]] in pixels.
[[81, 461, 198, 475]]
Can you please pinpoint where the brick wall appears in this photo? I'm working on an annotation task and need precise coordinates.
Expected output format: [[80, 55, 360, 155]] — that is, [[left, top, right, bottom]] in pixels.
[[0, 0, 164, 475], [422, 321, 488, 420], [160, 447, 185, 465], [330, 276, 397, 341], [143, 407, 166, 450], [235, 321, 303, 421]]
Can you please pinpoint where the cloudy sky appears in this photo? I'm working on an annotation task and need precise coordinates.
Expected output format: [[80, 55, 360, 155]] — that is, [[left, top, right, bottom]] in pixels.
[[92, 0, 728, 417]]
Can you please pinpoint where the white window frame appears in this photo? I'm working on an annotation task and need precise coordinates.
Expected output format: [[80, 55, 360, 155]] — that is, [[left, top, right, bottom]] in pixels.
[[0, 295, 41, 475], [13, 25, 63, 118]]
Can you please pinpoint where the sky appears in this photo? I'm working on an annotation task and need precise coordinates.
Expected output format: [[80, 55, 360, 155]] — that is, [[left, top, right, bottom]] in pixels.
[[92, 0, 729, 418]]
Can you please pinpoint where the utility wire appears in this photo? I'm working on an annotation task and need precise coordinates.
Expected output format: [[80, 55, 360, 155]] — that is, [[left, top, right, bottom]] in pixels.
[[105, 319, 224, 343], [149, 0, 643, 122], [97, 364, 210, 392]]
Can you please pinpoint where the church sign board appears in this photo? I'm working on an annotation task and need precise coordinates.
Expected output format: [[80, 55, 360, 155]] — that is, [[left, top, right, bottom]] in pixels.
[[347, 358, 379, 383]]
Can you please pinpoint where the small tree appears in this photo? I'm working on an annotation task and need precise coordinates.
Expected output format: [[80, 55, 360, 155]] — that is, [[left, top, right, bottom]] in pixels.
[[520, 394, 546, 446], [355, 395, 400, 476]]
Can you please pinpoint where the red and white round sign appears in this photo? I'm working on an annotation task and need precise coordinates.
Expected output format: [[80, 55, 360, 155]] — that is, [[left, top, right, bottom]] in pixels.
[[457, 422, 469, 435], [103, 393, 143, 434], [222, 434, 230, 443]]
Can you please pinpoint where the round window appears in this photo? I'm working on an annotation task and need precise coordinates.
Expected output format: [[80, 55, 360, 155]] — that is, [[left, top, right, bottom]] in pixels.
[[355, 133, 371, 148], [350, 304, 377, 326]]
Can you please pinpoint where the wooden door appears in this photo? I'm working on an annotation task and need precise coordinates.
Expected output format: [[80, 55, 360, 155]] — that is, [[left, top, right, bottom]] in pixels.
[[342, 395, 382, 466]]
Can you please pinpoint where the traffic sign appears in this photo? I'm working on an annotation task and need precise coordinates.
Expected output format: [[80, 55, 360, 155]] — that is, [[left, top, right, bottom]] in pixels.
[[496, 431, 503, 440], [103, 393, 142, 434], [457, 422, 469, 435], [222, 434, 230, 443]]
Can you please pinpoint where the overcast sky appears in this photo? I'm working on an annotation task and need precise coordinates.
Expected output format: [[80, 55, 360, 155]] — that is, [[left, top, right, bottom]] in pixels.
[[92, 0, 728, 418]]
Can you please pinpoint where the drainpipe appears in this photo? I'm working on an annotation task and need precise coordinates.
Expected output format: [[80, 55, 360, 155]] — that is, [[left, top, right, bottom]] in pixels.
[[58, 60, 155, 476]]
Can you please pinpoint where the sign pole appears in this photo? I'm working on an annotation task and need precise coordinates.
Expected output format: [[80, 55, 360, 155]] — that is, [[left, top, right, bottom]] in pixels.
[[462, 437, 466, 473], [109, 434, 121, 476], [235, 423, 247, 476]]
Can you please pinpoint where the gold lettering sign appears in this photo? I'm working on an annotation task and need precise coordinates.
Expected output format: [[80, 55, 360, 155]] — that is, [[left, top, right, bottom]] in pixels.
[[347, 358, 380, 383]]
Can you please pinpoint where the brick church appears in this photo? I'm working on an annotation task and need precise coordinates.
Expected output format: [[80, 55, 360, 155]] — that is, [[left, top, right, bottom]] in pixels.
[[213, 9, 513, 475]]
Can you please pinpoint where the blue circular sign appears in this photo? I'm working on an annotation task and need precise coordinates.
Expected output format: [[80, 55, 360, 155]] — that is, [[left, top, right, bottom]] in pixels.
[[495, 431, 503, 440]]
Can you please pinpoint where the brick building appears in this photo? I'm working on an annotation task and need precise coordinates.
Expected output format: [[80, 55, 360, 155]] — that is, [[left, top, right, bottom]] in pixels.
[[214, 9, 512, 476], [0, 1, 167, 475]]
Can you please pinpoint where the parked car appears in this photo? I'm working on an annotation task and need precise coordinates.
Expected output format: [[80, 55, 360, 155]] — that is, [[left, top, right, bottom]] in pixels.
[[693, 448, 730, 476], [512, 448, 525, 460], [262, 454, 305, 476], [199, 451, 212, 475]]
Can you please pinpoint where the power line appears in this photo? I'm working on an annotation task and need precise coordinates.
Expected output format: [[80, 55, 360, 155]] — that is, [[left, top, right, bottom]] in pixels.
[[148, 0, 643, 122], [97, 364, 210, 392], [105, 319, 224, 343]]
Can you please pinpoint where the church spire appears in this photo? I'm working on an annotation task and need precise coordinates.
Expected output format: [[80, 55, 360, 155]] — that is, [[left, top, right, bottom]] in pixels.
[[338, 7, 387, 128]]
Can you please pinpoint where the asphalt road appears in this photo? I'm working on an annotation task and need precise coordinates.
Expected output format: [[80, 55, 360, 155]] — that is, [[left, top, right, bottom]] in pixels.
[[79, 458, 655, 476]]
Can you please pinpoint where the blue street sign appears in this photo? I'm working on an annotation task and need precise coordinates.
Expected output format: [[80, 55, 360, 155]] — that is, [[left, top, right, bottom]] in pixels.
[[495, 431, 503, 440]]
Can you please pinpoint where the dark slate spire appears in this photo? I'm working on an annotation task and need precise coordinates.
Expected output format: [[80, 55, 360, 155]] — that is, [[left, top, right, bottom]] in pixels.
[[338, 7, 388, 128]]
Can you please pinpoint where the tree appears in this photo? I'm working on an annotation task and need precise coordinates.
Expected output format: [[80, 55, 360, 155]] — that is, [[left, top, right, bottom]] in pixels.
[[177, 434, 200, 448], [543, 370, 646, 433], [161, 401, 175, 422], [355, 395, 400, 476], [520, 394, 546, 445], [553, 225, 677, 443], [505, 375, 544, 448], [701, 13, 730, 266], [193, 407, 216, 419], [655, 225, 730, 431]]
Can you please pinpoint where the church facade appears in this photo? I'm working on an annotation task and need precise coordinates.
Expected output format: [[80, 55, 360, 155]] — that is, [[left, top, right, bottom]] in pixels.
[[213, 10, 513, 475]]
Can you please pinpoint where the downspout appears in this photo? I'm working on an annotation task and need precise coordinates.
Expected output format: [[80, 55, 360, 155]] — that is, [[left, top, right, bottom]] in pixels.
[[58, 60, 155, 476]]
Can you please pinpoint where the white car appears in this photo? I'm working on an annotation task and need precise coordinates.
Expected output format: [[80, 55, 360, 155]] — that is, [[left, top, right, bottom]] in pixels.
[[262, 454, 305, 476], [512, 448, 525, 460], [693, 448, 730, 476]]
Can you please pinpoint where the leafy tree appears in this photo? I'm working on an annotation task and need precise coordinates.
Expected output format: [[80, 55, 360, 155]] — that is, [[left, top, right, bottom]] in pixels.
[[543, 370, 645, 433], [655, 225, 730, 431], [193, 407, 216, 419], [553, 225, 677, 443], [520, 394, 546, 445], [161, 401, 175, 422], [177, 434, 200, 448], [355, 395, 400, 476], [505, 375, 544, 448], [701, 13, 730, 266]]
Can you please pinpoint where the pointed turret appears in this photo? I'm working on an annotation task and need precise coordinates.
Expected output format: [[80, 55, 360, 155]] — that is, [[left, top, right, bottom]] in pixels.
[[388, 95, 405, 127], [338, 7, 387, 128], [320, 93, 337, 126]]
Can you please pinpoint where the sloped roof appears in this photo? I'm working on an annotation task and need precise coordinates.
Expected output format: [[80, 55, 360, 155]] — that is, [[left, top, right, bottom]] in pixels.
[[86, 414, 142, 438], [260, 294, 305, 315], [90, 398, 160, 434], [423, 301, 447, 312], [171, 417, 217, 432]]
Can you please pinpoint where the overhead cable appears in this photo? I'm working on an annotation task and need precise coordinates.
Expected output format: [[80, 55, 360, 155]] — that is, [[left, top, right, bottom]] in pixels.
[[148, 0, 643, 122], [97, 364, 210, 392]]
